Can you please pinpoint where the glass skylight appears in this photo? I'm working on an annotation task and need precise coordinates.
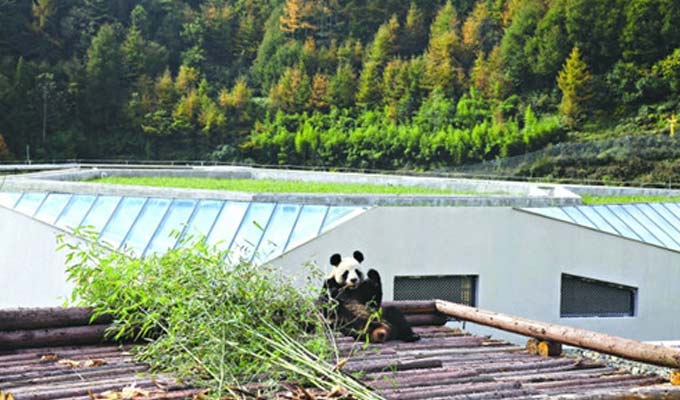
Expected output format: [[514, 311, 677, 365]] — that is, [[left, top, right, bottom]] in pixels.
[[523, 203, 680, 251], [2, 191, 367, 263]]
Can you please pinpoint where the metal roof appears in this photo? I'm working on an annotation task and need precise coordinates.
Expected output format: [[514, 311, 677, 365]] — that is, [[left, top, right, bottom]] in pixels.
[[522, 203, 680, 251], [0, 191, 366, 262]]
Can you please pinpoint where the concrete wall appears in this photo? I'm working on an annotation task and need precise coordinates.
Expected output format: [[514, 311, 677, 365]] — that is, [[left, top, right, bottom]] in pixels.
[[271, 207, 680, 343], [0, 206, 74, 307]]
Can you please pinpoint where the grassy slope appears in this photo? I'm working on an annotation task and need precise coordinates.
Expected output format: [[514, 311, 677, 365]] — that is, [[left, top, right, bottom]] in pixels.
[[93, 176, 463, 195], [581, 195, 680, 205]]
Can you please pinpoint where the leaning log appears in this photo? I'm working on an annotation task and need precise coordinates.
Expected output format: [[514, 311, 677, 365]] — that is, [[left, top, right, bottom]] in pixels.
[[0, 308, 111, 331], [435, 300, 680, 369], [0, 325, 110, 350]]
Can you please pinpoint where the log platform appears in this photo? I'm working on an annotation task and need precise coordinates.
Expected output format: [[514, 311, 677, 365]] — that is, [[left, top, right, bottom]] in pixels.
[[1, 302, 679, 399]]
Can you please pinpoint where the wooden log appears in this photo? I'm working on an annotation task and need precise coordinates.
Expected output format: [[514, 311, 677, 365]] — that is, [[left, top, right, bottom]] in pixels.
[[381, 301, 437, 315], [538, 341, 562, 357], [435, 300, 680, 369], [0, 308, 111, 331], [405, 314, 448, 326], [0, 325, 110, 350]]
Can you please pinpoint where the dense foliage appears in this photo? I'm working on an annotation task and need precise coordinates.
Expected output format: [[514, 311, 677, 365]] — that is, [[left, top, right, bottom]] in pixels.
[[60, 231, 380, 399], [1, 0, 679, 178]]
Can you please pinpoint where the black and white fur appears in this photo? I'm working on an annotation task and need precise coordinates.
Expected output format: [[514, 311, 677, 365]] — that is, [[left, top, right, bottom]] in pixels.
[[319, 251, 420, 343]]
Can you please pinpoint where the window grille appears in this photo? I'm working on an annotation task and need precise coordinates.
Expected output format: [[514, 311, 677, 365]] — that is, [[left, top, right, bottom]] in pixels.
[[394, 275, 477, 306], [560, 274, 636, 318]]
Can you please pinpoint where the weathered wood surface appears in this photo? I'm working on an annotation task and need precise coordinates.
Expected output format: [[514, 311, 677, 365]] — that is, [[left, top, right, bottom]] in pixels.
[[436, 300, 680, 369]]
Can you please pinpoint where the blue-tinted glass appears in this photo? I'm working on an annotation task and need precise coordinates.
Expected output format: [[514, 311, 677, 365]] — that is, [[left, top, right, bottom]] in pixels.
[[591, 205, 641, 241], [649, 204, 680, 232], [528, 207, 574, 223], [100, 197, 147, 248], [34, 193, 72, 224], [207, 201, 249, 251], [662, 203, 680, 224], [621, 204, 678, 249], [229, 202, 275, 262], [182, 200, 224, 241], [321, 207, 362, 233], [606, 205, 663, 246], [576, 206, 619, 235], [285, 205, 328, 251], [636, 204, 680, 248], [122, 198, 172, 255], [0, 192, 21, 208], [56, 195, 96, 230], [14, 193, 47, 216], [254, 204, 301, 263], [145, 199, 197, 255], [562, 207, 597, 229], [81, 196, 122, 232]]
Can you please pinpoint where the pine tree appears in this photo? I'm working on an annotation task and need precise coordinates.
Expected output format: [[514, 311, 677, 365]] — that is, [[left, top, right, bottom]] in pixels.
[[279, 0, 318, 38], [422, 1, 463, 95], [328, 63, 356, 109], [402, 3, 426, 57], [309, 73, 330, 111], [557, 47, 593, 128], [356, 15, 399, 107]]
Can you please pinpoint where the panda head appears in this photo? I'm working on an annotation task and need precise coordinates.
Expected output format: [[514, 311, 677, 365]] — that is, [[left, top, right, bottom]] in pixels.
[[329, 250, 365, 288]]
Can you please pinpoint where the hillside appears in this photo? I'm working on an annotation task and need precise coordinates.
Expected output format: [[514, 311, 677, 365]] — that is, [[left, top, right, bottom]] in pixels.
[[0, 0, 678, 183]]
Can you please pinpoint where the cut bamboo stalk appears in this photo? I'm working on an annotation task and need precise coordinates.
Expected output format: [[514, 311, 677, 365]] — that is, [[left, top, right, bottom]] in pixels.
[[435, 300, 680, 369]]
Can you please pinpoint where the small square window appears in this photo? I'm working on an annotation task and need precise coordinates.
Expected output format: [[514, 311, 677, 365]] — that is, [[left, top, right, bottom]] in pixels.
[[560, 274, 636, 318], [394, 275, 477, 306]]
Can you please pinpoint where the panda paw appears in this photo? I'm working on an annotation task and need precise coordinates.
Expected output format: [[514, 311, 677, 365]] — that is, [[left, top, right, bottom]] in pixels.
[[367, 269, 381, 282]]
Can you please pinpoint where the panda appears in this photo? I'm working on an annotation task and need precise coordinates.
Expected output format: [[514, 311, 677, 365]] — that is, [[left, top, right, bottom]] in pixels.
[[319, 250, 420, 343]]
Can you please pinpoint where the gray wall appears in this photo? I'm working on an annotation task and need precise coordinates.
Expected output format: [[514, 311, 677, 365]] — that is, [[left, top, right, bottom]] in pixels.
[[0, 206, 74, 307], [272, 207, 680, 343]]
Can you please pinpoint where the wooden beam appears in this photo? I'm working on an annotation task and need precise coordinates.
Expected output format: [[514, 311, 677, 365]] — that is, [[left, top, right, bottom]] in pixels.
[[435, 300, 680, 369]]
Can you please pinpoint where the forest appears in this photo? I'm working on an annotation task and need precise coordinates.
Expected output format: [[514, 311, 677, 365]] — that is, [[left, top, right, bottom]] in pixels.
[[1, 0, 679, 182]]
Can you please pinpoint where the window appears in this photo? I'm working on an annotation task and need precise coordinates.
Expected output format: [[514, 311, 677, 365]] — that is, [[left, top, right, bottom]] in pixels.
[[560, 274, 636, 318], [394, 275, 477, 306]]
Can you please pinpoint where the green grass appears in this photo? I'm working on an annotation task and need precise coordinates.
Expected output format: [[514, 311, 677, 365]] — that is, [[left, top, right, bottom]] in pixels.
[[582, 195, 680, 205], [93, 176, 466, 195]]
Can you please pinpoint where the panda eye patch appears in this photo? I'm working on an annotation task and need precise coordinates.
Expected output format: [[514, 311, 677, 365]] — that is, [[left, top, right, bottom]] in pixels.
[[356, 270, 363, 280], [342, 271, 349, 281]]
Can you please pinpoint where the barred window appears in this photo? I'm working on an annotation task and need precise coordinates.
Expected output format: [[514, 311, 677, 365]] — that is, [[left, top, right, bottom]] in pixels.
[[394, 275, 477, 306], [560, 274, 636, 318]]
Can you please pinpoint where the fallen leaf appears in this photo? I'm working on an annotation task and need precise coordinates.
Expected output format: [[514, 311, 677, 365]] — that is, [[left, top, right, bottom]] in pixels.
[[39, 353, 59, 362], [57, 359, 81, 368], [83, 359, 108, 367], [1, 391, 16, 400]]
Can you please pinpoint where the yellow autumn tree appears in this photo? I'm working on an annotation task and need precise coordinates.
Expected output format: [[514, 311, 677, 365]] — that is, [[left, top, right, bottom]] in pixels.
[[309, 73, 330, 111], [557, 47, 593, 129], [279, 0, 318, 38]]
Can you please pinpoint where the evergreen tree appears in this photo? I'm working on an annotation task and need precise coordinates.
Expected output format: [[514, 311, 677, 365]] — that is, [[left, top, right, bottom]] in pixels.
[[557, 47, 593, 128], [422, 1, 464, 95], [328, 63, 356, 109], [356, 15, 399, 107]]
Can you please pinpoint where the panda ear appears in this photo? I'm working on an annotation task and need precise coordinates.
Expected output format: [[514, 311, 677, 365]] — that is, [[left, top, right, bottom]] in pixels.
[[330, 253, 342, 266], [353, 250, 364, 263]]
